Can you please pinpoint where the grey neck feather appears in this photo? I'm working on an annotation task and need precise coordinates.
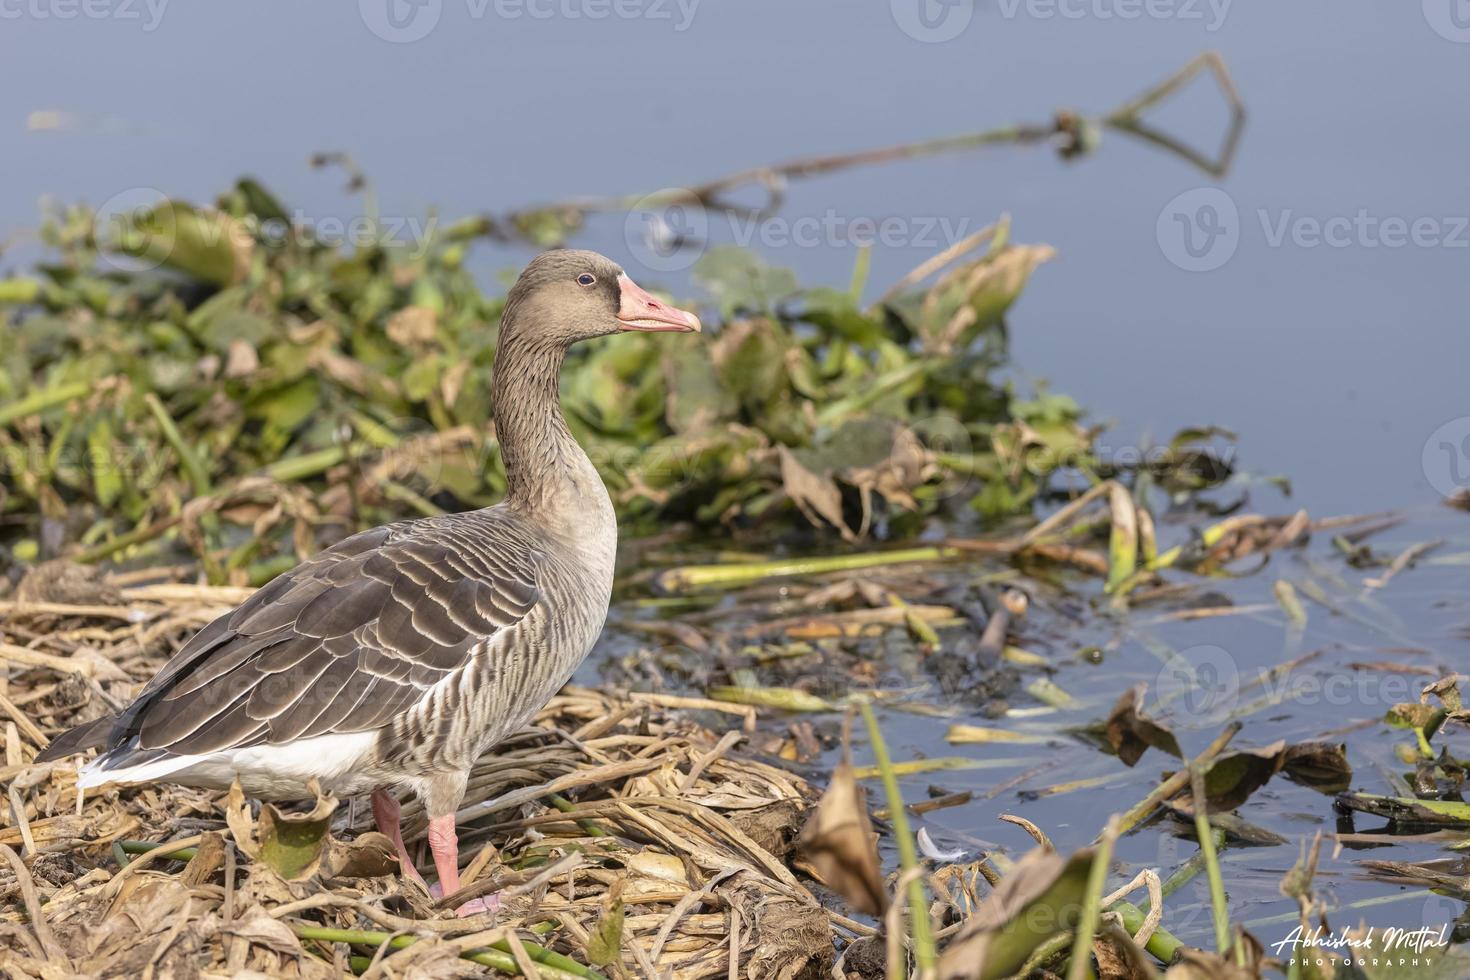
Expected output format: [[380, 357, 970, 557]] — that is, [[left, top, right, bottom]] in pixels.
[[490, 325, 616, 552]]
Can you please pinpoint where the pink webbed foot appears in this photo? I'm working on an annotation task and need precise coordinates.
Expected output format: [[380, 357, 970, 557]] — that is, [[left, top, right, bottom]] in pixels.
[[425, 812, 498, 916], [372, 789, 430, 892], [427, 871, 500, 916], [453, 892, 502, 918]]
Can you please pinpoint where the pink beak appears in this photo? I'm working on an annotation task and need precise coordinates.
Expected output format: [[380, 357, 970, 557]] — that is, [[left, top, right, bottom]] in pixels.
[[616, 274, 701, 333]]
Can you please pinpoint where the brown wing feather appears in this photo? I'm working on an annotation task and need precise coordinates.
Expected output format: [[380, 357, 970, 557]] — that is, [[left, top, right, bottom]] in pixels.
[[104, 512, 543, 759]]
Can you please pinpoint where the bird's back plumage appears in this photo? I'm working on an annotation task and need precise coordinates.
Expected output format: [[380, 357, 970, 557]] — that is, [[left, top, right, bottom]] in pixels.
[[40, 504, 616, 799]]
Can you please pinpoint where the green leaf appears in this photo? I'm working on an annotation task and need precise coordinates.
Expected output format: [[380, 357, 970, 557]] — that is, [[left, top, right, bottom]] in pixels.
[[800, 286, 885, 346], [231, 176, 291, 225], [585, 889, 624, 967], [248, 377, 321, 434], [108, 200, 252, 286], [693, 246, 799, 319], [0, 277, 42, 305], [257, 802, 335, 881], [198, 309, 275, 355], [88, 418, 123, 507], [402, 356, 442, 402], [1386, 703, 1447, 740], [936, 847, 1095, 980], [663, 344, 736, 433], [225, 782, 339, 883]]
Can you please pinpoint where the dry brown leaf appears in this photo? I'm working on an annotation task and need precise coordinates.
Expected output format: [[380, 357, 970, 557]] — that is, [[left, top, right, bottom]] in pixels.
[[1164, 949, 1257, 979], [323, 831, 399, 879], [796, 760, 887, 916], [386, 304, 439, 347], [224, 338, 260, 378], [1105, 684, 1183, 767], [1094, 923, 1159, 980], [779, 445, 853, 542]]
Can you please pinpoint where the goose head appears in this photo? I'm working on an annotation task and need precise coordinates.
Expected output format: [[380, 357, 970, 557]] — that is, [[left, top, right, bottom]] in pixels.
[[502, 249, 700, 346]]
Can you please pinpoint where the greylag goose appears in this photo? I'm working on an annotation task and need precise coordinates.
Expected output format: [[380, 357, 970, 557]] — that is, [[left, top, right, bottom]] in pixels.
[[36, 250, 700, 913]]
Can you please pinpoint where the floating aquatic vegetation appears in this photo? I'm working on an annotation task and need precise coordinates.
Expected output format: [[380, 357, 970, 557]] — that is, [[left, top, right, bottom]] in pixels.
[[1, 179, 1242, 585]]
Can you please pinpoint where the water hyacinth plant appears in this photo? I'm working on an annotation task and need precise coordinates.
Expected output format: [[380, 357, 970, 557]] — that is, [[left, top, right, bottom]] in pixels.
[[0, 178, 1232, 582]]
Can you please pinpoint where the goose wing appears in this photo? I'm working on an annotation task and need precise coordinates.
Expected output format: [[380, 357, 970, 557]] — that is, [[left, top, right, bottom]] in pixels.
[[88, 514, 541, 760]]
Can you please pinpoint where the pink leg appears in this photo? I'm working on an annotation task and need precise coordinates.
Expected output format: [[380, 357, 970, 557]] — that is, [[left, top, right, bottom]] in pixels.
[[426, 814, 462, 896], [427, 814, 499, 917], [372, 789, 428, 889]]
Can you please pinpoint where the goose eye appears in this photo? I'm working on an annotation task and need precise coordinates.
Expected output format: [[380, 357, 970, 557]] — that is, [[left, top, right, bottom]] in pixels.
[[577, 274, 596, 286]]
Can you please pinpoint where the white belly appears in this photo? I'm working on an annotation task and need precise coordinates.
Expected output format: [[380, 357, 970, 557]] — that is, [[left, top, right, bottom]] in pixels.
[[78, 730, 382, 801]]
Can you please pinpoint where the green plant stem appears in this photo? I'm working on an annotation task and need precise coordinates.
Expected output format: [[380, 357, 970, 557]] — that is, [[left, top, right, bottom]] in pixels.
[[1067, 815, 1118, 980], [858, 700, 936, 974], [143, 392, 211, 496], [72, 513, 184, 564], [656, 546, 958, 592], [848, 244, 871, 301], [291, 925, 604, 980], [1109, 901, 1186, 962], [547, 793, 610, 838], [816, 360, 929, 427], [1191, 766, 1231, 955], [0, 381, 92, 428], [1017, 896, 1186, 976], [117, 839, 199, 862], [263, 442, 363, 483], [268, 447, 343, 482]]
